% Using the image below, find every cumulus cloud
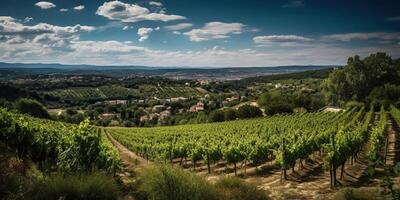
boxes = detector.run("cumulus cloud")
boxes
[149,1,163,7]
[2,37,400,67]
[321,32,400,42]
[73,5,85,11]
[281,0,304,8]
[0,16,94,35]
[60,8,68,12]
[253,35,313,47]
[0,16,95,52]
[184,22,245,42]
[137,27,154,42]
[35,1,56,9]
[96,1,185,22]
[164,23,193,31]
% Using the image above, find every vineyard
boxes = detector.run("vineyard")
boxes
[106,106,400,198]
[0,108,120,173]
[139,85,206,98]
[44,85,207,101]
[44,85,140,100]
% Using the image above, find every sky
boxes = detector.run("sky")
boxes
[0,0,399,67]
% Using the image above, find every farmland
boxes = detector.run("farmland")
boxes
[105,106,400,199]
[44,85,206,101]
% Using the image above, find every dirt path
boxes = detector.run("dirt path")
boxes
[105,130,151,170]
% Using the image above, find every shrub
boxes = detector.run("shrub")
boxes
[30,172,120,200]
[224,109,237,121]
[264,102,294,116]
[214,177,270,200]
[138,164,218,200]
[209,110,225,122]
[14,98,50,119]
[237,105,263,119]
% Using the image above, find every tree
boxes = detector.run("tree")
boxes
[14,98,50,119]
[224,109,237,121]
[322,52,400,105]
[209,110,225,122]
[237,105,262,119]
[265,102,293,116]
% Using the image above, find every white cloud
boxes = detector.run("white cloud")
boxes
[172,31,181,35]
[70,40,145,53]
[137,27,153,42]
[122,25,133,30]
[184,22,245,42]
[35,1,56,9]
[149,1,163,7]
[281,1,304,8]
[96,1,185,23]
[24,17,33,23]
[0,16,94,35]
[2,37,399,67]
[321,32,400,42]
[1,17,399,67]
[0,16,94,52]
[60,8,69,12]
[253,35,313,47]
[73,5,85,11]
[164,23,193,31]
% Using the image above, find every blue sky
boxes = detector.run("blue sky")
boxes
[0,0,399,67]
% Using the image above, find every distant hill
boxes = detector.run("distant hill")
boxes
[0,62,337,80]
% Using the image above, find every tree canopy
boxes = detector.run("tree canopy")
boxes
[322,52,400,105]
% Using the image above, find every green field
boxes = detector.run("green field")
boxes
[106,107,378,180]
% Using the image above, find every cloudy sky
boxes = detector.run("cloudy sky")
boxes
[0,0,399,67]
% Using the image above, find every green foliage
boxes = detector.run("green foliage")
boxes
[108,108,359,179]
[0,109,120,173]
[30,172,120,200]
[264,102,294,116]
[14,98,50,119]
[367,106,387,166]
[259,91,324,114]
[209,110,225,122]
[236,105,262,119]
[214,177,270,200]
[138,164,218,200]
[224,109,237,121]
[322,52,400,105]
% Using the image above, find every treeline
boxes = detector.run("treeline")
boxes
[322,52,400,108]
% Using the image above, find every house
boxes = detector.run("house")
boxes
[198,80,209,85]
[226,95,240,102]
[159,110,171,120]
[170,96,188,102]
[152,105,166,112]
[189,102,205,112]
[99,113,121,119]
[140,115,149,122]
[105,100,128,105]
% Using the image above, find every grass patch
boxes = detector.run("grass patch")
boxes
[137,164,218,200]
[136,164,270,200]
[215,176,270,200]
[30,172,120,200]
